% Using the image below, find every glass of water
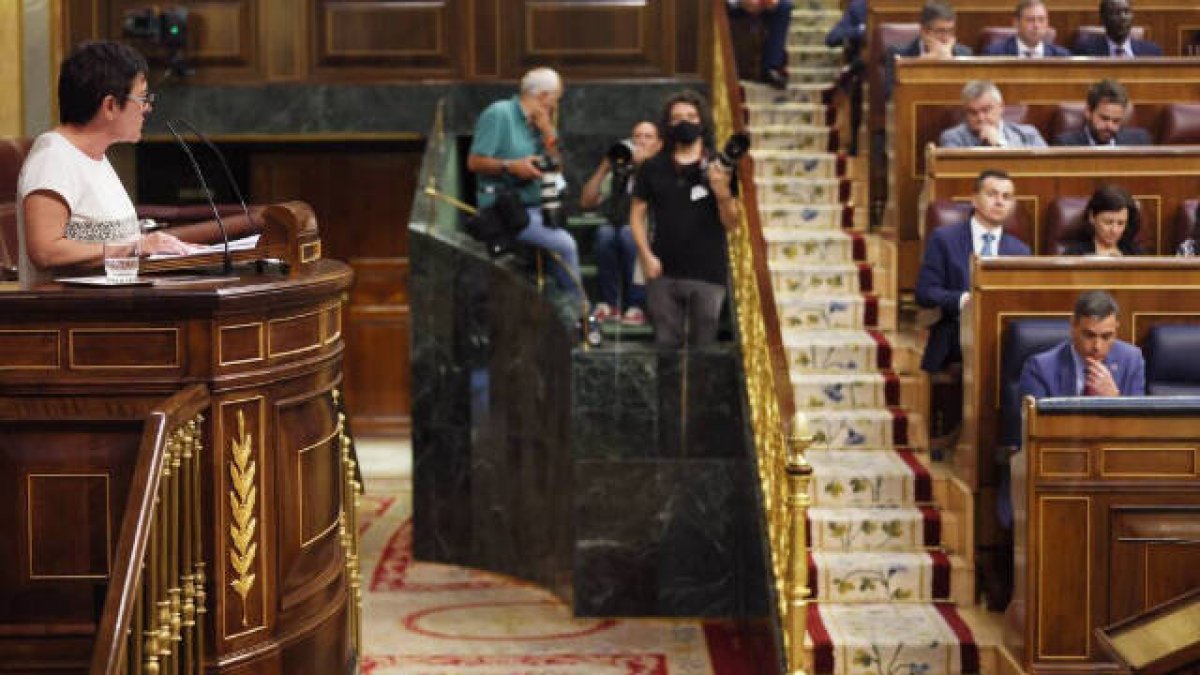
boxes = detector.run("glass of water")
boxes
[103,234,141,283]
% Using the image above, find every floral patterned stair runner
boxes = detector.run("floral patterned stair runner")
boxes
[737,7,979,673]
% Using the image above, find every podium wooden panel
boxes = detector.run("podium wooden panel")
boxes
[0,255,355,673]
[890,58,1200,288]
[1008,398,1200,674]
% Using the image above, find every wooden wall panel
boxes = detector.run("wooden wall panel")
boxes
[107,0,261,80]
[188,1,253,65]
[249,143,421,435]
[313,0,466,79]
[65,0,707,83]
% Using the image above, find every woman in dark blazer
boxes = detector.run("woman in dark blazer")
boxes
[1063,185,1143,256]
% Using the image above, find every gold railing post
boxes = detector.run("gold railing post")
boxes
[785,414,814,675]
[191,415,207,672]
[333,394,364,661]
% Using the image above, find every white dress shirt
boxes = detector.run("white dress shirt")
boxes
[1018,41,1045,58]
[1106,37,1135,57]
[970,216,1005,255]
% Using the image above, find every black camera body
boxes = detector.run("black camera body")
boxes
[536,156,567,229]
[716,132,751,171]
[122,7,191,76]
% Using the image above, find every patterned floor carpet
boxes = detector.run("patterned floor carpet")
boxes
[358,491,775,675]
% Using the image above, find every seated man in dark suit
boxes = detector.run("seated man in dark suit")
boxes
[938,80,1048,147]
[1072,0,1163,57]
[917,169,1032,372]
[1019,289,1146,397]
[884,1,972,100]
[1053,79,1153,146]
[981,0,1071,57]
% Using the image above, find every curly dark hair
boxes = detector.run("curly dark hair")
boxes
[58,41,148,126]
[658,90,716,153]
[1082,184,1141,254]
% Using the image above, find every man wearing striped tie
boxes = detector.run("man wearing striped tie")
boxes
[916,169,1032,373]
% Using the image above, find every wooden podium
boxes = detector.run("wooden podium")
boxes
[0,203,359,673]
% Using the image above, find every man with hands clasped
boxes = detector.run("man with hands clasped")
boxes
[630,91,740,348]
[1019,290,1145,398]
[938,80,1047,148]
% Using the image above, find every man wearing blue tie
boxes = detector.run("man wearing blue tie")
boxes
[916,169,1032,372]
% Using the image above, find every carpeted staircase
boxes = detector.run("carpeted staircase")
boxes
[740,5,981,673]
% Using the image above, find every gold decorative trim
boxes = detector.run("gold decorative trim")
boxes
[68,327,180,370]
[0,329,61,370]
[227,410,258,627]
[323,304,343,345]
[300,241,321,264]
[27,473,111,579]
[217,322,265,366]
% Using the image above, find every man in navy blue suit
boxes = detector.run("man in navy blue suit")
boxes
[1019,290,1146,398]
[883,2,972,101]
[916,169,1032,372]
[1072,0,1163,56]
[981,0,1071,57]
[1053,78,1154,146]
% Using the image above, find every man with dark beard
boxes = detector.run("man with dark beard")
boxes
[630,91,741,348]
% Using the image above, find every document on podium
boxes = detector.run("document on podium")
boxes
[147,234,261,260]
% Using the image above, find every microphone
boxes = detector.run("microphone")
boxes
[173,118,254,248]
[164,119,233,274]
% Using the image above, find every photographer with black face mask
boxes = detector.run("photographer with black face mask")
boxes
[630,90,741,348]
[580,120,661,326]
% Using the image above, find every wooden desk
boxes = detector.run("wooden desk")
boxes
[923,146,1200,254]
[0,254,356,671]
[1008,397,1200,674]
[961,257,1200,491]
[891,58,1200,288]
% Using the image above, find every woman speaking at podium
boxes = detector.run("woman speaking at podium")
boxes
[16,41,194,288]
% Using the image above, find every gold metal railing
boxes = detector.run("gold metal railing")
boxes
[333,389,365,663]
[91,385,210,675]
[710,3,814,673]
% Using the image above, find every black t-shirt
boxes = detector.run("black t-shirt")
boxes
[633,152,737,286]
